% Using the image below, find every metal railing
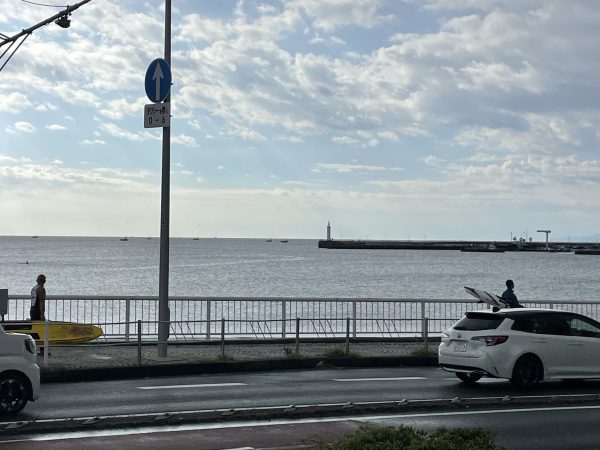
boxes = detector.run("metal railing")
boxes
[5,295,600,341]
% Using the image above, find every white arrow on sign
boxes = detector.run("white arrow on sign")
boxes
[153,63,164,102]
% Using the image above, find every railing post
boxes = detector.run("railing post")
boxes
[423,317,429,353]
[352,301,357,338]
[125,298,131,342]
[206,300,211,340]
[345,317,350,356]
[281,300,286,338]
[43,319,49,368]
[137,319,142,365]
[295,317,300,355]
[220,318,225,357]
[420,301,426,340]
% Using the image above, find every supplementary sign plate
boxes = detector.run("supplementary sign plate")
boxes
[144,103,170,128]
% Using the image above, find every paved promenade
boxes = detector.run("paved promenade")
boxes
[39,340,438,381]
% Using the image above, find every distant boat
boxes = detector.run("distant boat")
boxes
[120,236,128,241]
[280,239,288,243]
[266,239,272,242]
[146,237,152,240]
[31,235,38,239]
[193,237,200,240]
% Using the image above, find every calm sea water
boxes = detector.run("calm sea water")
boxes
[1,236,600,301]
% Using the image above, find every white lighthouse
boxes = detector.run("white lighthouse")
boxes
[326,221,332,241]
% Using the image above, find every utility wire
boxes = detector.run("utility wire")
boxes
[20,0,67,7]
[0,33,30,72]
[0,0,92,72]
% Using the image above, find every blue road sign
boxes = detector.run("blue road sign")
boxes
[145,58,172,103]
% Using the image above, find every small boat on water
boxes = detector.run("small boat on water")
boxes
[280,239,288,243]
[120,236,128,241]
[1,321,103,345]
[266,239,272,242]
[193,237,200,240]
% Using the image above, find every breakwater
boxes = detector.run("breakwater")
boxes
[318,239,600,252]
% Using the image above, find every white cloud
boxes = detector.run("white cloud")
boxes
[13,121,36,133]
[0,92,32,112]
[98,123,158,142]
[313,163,403,173]
[46,124,67,131]
[172,134,198,147]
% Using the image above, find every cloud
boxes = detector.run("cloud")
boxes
[0,92,32,112]
[97,123,158,142]
[172,134,198,147]
[11,121,36,133]
[46,124,67,131]
[313,163,403,173]
[292,0,391,31]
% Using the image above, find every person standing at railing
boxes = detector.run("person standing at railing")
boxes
[501,279,522,308]
[30,274,47,321]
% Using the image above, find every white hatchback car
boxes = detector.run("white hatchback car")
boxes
[0,324,40,414]
[438,308,600,386]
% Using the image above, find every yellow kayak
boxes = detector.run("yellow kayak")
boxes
[1,320,103,345]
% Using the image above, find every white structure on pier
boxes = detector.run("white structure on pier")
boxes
[537,229,551,250]
[326,221,332,241]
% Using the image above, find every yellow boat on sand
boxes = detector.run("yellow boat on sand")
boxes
[0,320,103,345]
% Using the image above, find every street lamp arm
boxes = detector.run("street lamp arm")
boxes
[0,0,93,48]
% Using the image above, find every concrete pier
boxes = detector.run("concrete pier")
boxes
[318,239,600,252]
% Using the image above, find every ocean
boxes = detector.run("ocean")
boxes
[1,236,600,301]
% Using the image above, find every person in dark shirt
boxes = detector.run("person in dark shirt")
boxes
[501,279,522,308]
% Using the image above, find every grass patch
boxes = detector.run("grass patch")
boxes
[316,425,506,450]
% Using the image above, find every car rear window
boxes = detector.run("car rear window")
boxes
[453,313,505,331]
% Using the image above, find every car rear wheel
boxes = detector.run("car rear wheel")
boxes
[0,374,29,414]
[511,355,543,387]
[456,372,482,384]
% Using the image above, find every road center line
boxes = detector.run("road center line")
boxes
[137,383,247,390]
[333,377,427,382]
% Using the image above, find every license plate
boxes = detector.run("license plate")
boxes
[453,341,467,352]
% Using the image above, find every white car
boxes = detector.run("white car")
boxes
[0,324,40,414]
[438,308,600,386]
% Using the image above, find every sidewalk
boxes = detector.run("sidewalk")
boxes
[39,340,439,382]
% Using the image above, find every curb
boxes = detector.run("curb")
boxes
[3,393,600,436]
[40,356,438,383]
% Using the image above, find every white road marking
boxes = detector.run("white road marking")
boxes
[333,377,427,382]
[441,377,506,383]
[137,383,247,390]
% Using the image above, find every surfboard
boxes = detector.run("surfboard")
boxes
[464,286,509,309]
[0,321,103,345]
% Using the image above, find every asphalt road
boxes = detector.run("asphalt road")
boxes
[13,366,600,420]
[4,366,600,448]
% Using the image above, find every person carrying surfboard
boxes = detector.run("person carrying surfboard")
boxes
[30,274,46,321]
[501,279,522,308]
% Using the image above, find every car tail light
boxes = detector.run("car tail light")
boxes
[472,335,508,346]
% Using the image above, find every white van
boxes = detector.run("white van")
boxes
[0,324,40,414]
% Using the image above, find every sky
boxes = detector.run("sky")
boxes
[1,0,600,240]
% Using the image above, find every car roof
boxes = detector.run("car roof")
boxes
[465,308,580,319]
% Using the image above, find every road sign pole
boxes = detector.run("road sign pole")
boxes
[157,0,171,357]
